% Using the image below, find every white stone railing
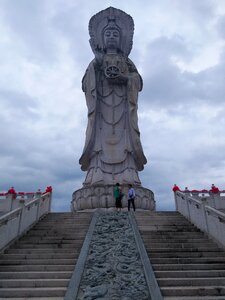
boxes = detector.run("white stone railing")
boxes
[0,192,52,251]
[0,191,42,214]
[179,190,225,210]
[175,191,225,247]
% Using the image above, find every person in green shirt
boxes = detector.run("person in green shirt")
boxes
[114,183,123,212]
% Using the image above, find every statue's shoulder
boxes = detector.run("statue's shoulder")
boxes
[85,59,96,72]
[83,60,95,77]
[82,60,96,91]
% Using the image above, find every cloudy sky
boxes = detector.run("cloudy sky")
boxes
[0,0,225,212]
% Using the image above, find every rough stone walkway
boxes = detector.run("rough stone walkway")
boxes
[77,211,151,300]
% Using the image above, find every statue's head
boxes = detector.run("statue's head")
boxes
[89,7,134,57]
[103,18,121,51]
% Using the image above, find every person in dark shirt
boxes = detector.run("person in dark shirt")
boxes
[128,184,136,211]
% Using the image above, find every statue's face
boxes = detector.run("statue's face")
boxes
[103,28,120,49]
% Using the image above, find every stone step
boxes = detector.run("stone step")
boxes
[25,230,88,236]
[149,251,225,258]
[0,253,77,259]
[0,264,74,272]
[27,229,87,236]
[19,237,84,242]
[141,232,205,237]
[0,258,76,265]
[0,279,69,288]
[24,232,87,238]
[135,211,180,216]
[136,216,193,220]
[0,271,72,279]
[35,219,91,223]
[136,211,225,298]
[145,242,215,248]
[147,247,221,253]
[45,212,91,217]
[135,214,185,218]
[137,221,192,226]
[0,287,66,297]
[153,263,225,271]
[31,225,87,229]
[0,298,63,300]
[151,257,225,264]
[31,225,90,229]
[158,277,225,287]
[38,216,91,219]
[11,243,82,249]
[155,270,225,278]
[143,237,210,242]
[17,239,83,244]
[161,286,225,297]
[139,226,200,232]
[148,247,219,253]
[0,211,92,298]
[164,297,225,300]
[137,219,195,223]
[5,248,78,254]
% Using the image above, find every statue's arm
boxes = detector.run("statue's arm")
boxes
[111,58,142,88]
[127,59,143,91]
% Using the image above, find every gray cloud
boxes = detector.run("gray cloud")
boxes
[141,34,225,110]
[217,15,225,39]
[0,0,58,63]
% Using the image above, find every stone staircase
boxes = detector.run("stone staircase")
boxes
[0,212,92,299]
[135,211,225,300]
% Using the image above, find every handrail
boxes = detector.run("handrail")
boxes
[187,196,201,205]
[0,208,22,226]
[205,205,225,220]
[24,197,40,209]
[0,192,52,251]
[175,191,225,248]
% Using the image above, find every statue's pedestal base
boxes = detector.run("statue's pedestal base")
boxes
[71,185,155,211]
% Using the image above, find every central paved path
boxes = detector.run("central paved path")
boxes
[76,211,151,300]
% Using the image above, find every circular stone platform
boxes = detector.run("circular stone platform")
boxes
[71,185,155,211]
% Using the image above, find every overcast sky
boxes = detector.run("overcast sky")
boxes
[0,0,225,212]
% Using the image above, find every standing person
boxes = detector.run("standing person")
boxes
[128,184,136,211]
[7,186,17,199]
[210,184,220,194]
[172,184,180,192]
[114,183,122,212]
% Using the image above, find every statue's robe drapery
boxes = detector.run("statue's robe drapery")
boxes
[79,56,147,186]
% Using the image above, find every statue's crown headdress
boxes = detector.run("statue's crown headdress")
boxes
[89,7,134,56]
[103,16,120,33]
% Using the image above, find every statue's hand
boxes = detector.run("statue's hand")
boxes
[117,74,128,84]
[94,46,104,65]
[109,74,128,85]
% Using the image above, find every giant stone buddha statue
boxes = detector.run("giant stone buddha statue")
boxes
[79,7,147,186]
[72,7,155,211]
